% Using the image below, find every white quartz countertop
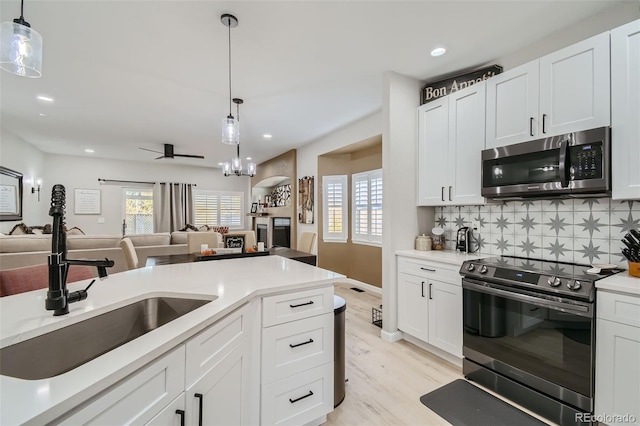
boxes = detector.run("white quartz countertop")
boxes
[0,256,344,426]
[596,271,640,296]
[395,249,491,266]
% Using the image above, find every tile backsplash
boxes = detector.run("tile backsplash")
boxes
[434,199,639,267]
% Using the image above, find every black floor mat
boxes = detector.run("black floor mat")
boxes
[420,379,549,426]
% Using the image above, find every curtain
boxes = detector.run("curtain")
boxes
[153,183,194,233]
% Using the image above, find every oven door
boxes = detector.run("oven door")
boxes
[462,278,594,411]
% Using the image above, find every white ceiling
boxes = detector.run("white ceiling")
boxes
[0,0,632,169]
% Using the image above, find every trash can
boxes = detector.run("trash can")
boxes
[334,295,346,407]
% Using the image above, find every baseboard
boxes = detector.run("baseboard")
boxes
[343,278,382,295]
[401,333,462,368]
[380,329,403,342]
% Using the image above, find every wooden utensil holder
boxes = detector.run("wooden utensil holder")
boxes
[629,262,640,278]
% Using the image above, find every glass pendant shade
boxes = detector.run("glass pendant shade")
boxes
[222,162,231,176]
[231,157,242,172]
[247,162,256,177]
[0,21,42,78]
[221,115,239,145]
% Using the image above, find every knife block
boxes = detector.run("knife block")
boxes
[629,262,640,278]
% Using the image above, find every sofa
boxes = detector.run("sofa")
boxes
[0,230,257,274]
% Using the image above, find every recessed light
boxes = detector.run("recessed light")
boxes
[85,149,94,153]
[38,113,47,117]
[217,162,224,166]
[245,157,252,160]
[37,95,54,102]
[263,134,272,139]
[430,47,447,57]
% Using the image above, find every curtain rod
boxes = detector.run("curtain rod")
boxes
[98,178,196,186]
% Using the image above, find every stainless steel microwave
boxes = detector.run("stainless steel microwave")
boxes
[481,127,611,199]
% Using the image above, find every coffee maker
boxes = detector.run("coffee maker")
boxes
[456,227,471,252]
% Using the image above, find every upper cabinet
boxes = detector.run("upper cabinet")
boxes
[417,82,486,206]
[486,32,610,149]
[611,19,640,200]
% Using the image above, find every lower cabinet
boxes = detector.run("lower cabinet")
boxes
[397,255,463,358]
[186,338,254,426]
[595,290,640,426]
[54,286,335,426]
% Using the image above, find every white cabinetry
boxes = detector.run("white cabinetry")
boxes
[58,303,259,426]
[611,19,640,200]
[417,82,486,206]
[595,290,640,426]
[261,286,334,425]
[486,32,610,149]
[60,346,186,425]
[397,255,462,357]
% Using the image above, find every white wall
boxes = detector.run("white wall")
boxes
[381,71,435,339]
[0,129,47,233]
[296,111,382,241]
[45,154,249,234]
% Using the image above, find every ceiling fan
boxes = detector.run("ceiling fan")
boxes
[140,143,205,160]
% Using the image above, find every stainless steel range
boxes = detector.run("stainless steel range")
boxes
[459,256,622,426]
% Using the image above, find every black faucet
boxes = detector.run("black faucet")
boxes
[46,184,114,316]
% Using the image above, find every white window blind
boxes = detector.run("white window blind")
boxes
[352,169,383,245]
[193,190,244,229]
[322,175,348,242]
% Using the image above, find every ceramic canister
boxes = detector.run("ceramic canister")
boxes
[415,234,432,251]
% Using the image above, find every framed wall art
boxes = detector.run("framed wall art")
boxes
[298,176,314,224]
[74,188,101,214]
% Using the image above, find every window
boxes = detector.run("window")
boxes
[352,169,382,245]
[322,175,348,242]
[123,188,154,235]
[193,190,244,229]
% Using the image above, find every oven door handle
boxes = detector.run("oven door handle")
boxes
[463,279,592,317]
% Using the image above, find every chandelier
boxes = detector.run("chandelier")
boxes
[222,98,257,177]
[0,0,43,78]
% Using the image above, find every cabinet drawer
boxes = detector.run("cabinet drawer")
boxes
[185,302,253,386]
[397,256,460,283]
[597,291,640,327]
[263,286,333,327]
[60,345,185,426]
[261,362,334,426]
[262,313,333,383]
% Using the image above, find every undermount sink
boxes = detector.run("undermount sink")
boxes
[0,296,215,380]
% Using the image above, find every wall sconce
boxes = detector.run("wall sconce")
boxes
[30,177,41,201]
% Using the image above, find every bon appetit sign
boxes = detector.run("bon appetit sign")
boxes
[421,65,503,104]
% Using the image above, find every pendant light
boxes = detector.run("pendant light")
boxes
[221,14,239,145]
[0,0,42,78]
[222,98,257,177]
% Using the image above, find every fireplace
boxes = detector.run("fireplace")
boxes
[257,224,268,246]
[272,217,291,248]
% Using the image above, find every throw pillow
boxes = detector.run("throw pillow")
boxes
[43,224,52,234]
[8,223,29,235]
[198,225,210,232]
[28,226,45,235]
[67,226,85,235]
[179,224,199,232]
[211,226,229,235]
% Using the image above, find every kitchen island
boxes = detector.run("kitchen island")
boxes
[0,256,344,425]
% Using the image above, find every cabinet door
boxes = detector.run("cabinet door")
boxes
[611,19,640,200]
[186,338,256,426]
[539,32,610,136]
[417,97,449,206]
[60,346,185,426]
[595,319,640,426]
[146,394,185,426]
[448,82,486,205]
[486,60,540,148]
[428,280,462,357]
[397,272,429,341]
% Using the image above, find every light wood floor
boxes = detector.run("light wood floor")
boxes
[326,283,461,426]
[326,283,554,426]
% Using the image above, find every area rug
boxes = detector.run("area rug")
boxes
[419,379,549,426]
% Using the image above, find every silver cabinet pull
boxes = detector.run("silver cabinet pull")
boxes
[448,186,453,201]
[421,281,425,298]
[542,114,547,133]
[530,117,534,136]
[441,186,445,202]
